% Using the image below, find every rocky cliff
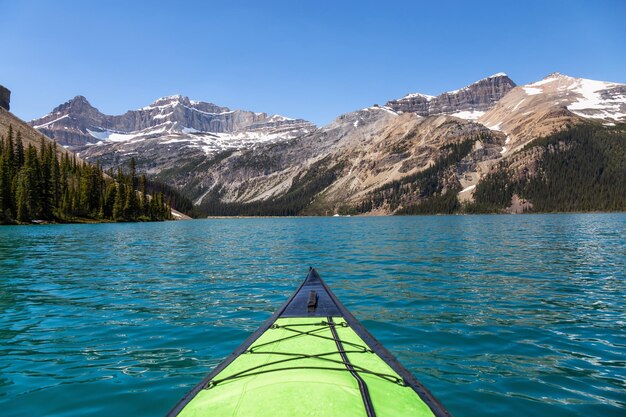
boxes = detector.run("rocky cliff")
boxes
[0,85,10,111]
[386,73,516,119]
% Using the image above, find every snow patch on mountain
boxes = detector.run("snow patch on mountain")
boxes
[85,122,304,155]
[522,86,542,95]
[449,110,485,121]
[500,136,511,155]
[268,114,294,122]
[567,78,626,121]
[32,114,69,129]
[492,73,626,128]
[361,106,398,116]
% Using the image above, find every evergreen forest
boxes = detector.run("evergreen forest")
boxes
[0,126,175,224]
[469,124,626,213]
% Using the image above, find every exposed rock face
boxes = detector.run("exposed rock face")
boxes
[30,95,316,147]
[386,74,516,119]
[0,85,10,111]
[172,106,505,214]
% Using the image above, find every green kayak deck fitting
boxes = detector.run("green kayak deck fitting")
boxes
[167,268,451,417]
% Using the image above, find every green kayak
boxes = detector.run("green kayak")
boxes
[167,268,451,417]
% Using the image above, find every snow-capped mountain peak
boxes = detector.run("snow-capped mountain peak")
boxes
[517,73,626,122]
[400,92,435,101]
[142,94,188,109]
[140,95,230,115]
[477,72,626,156]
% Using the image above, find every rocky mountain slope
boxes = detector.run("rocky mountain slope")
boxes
[177,105,505,213]
[1,107,71,159]
[186,72,624,215]
[32,72,626,215]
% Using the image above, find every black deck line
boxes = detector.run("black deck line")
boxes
[328,316,377,417]
[315,271,452,417]
[166,268,452,417]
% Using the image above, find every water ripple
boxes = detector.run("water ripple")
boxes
[0,214,625,416]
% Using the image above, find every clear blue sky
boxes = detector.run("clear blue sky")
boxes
[2,0,625,126]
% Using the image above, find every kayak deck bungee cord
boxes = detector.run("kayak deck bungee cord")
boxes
[167,268,451,417]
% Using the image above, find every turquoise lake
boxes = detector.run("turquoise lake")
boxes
[1,214,625,416]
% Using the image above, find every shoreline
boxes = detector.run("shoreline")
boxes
[203,210,625,219]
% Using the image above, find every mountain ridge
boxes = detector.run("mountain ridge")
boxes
[30,71,626,216]
[30,94,316,148]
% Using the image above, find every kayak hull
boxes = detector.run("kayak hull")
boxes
[167,268,451,417]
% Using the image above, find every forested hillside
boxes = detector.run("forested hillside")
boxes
[469,123,626,213]
[0,125,173,224]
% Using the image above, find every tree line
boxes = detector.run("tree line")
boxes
[0,125,172,224]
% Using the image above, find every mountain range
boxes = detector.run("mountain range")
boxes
[29,72,626,215]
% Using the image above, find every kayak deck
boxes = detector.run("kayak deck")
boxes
[168,269,450,417]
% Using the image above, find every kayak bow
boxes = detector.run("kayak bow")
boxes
[167,268,451,417]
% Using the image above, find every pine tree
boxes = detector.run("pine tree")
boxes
[40,140,54,219]
[140,175,148,216]
[113,183,125,221]
[103,182,117,219]
[123,179,139,220]
[51,146,61,212]
[15,131,24,168]
[0,138,7,222]
[24,144,41,219]
[60,188,71,219]
[16,170,31,222]
[128,157,137,187]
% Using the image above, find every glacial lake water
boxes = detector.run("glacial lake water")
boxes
[0,214,625,417]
